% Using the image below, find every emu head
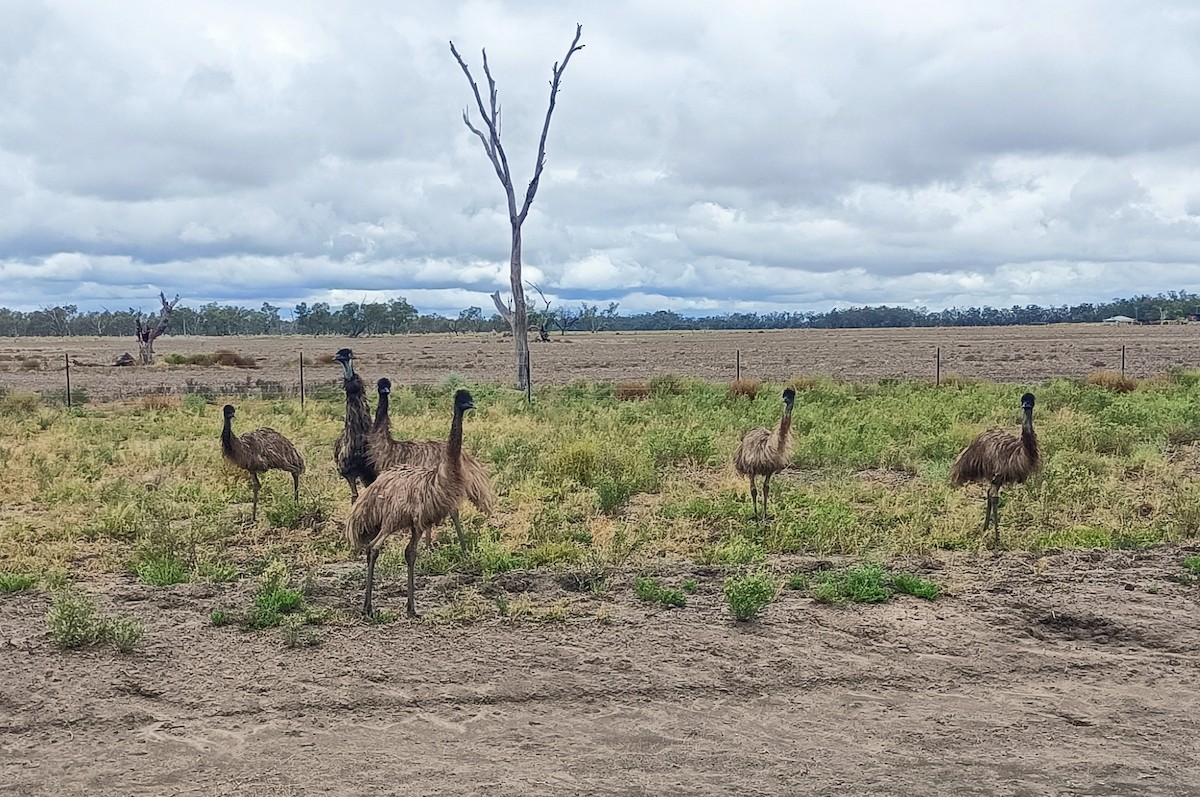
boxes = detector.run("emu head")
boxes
[222,404,236,419]
[1020,392,1035,411]
[454,389,475,413]
[782,387,796,407]
[377,377,392,395]
[333,348,354,379]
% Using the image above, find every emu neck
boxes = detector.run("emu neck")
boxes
[373,390,391,435]
[440,407,466,481]
[221,416,238,459]
[343,375,371,432]
[774,406,793,452]
[1021,409,1038,457]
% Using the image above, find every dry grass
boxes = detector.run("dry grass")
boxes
[314,353,336,365]
[164,350,257,368]
[615,381,649,400]
[729,378,761,399]
[138,394,181,411]
[20,358,41,371]
[1086,369,1138,393]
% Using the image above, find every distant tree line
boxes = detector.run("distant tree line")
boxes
[2,290,1198,338]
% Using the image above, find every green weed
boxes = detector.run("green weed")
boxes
[134,554,189,587]
[723,572,776,621]
[0,572,38,593]
[633,576,687,608]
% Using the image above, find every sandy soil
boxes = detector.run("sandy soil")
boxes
[3,546,1199,796]
[4,324,1200,401]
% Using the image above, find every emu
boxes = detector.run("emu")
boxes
[220,404,305,523]
[332,348,377,502]
[732,387,796,522]
[950,392,1041,547]
[346,389,475,618]
[368,378,495,553]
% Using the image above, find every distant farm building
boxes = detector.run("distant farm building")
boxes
[1103,315,1136,325]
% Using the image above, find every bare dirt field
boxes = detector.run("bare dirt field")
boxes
[4,324,1200,401]
[3,547,1200,796]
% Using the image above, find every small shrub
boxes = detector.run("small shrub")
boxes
[182,392,209,414]
[681,578,698,594]
[281,615,322,647]
[197,560,239,583]
[729,378,762,399]
[648,373,685,396]
[244,562,304,628]
[785,573,808,590]
[1085,370,1137,393]
[134,555,189,587]
[138,394,179,410]
[0,572,38,593]
[210,608,231,627]
[105,617,144,653]
[614,381,649,401]
[723,572,776,622]
[810,564,892,605]
[45,589,104,648]
[0,391,39,415]
[1184,555,1200,576]
[20,357,41,370]
[890,572,941,600]
[633,576,686,608]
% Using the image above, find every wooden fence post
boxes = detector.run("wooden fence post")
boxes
[736,349,741,381]
[1121,344,1126,377]
[64,353,72,408]
[936,346,941,386]
[299,351,305,408]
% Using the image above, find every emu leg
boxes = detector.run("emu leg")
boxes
[292,472,300,503]
[762,473,773,523]
[990,490,1003,549]
[451,510,469,555]
[749,476,759,520]
[363,547,379,618]
[405,531,421,619]
[250,472,261,523]
[346,477,359,504]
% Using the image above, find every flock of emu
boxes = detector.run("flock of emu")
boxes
[220,348,1040,618]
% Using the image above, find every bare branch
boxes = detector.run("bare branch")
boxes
[519,23,585,223]
[450,40,517,215]
[490,291,513,325]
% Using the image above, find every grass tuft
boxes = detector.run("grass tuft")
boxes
[633,576,687,608]
[722,572,776,621]
[1086,370,1137,393]
[0,572,38,593]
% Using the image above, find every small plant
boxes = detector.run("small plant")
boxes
[729,378,762,399]
[634,576,687,608]
[0,572,38,593]
[46,588,104,648]
[1086,369,1137,393]
[681,578,698,594]
[1183,555,1200,576]
[595,605,614,624]
[614,381,649,401]
[210,608,231,627]
[105,616,144,653]
[890,572,941,600]
[281,615,322,647]
[244,561,304,628]
[785,573,808,590]
[805,565,942,604]
[723,572,776,621]
[134,555,189,587]
[197,560,239,583]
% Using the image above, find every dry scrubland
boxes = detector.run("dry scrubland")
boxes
[2,327,1200,795]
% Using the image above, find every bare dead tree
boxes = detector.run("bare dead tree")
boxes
[451,24,584,389]
[133,292,181,364]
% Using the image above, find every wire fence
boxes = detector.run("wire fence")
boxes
[11,341,1154,409]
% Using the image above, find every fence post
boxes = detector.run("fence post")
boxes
[299,350,305,408]
[936,346,941,386]
[736,349,741,381]
[525,348,532,404]
[64,353,72,409]
[1121,344,1126,377]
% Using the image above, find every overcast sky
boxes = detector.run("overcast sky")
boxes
[3,1,1200,317]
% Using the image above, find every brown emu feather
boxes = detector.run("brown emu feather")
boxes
[332,349,377,502]
[220,404,305,523]
[367,378,495,552]
[732,388,795,522]
[950,392,1040,547]
[346,389,474,618]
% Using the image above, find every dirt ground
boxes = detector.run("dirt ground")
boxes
[2,547,1199,796]
[4,324,1200,401]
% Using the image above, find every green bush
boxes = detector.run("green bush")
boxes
[134,555,189,587]
[723,573,776,621]
[0,572,38,593]
[105,616,144,653]
[633,576,687,608]
[46,589,105,648]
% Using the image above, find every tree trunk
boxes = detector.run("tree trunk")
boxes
[509,226,530,390]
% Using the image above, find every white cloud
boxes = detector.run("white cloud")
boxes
[4,0,1200,316]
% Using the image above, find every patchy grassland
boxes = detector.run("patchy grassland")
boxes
[3,372,1200,597]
